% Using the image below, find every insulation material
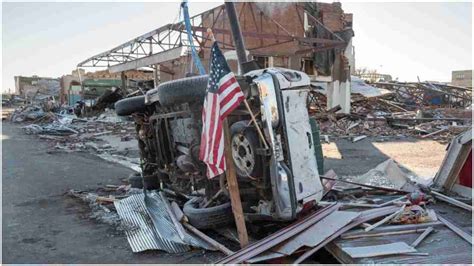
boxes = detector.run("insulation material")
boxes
[343,159,417,192]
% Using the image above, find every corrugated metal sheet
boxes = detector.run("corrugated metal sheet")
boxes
[115,192,214,253]
[115,193,189,253]
[144,191,214,251]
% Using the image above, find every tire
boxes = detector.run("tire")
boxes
[128,172,143,189]
[183,197,233,229]
[115,95,146,116]
[143,174,160,190]
[157,75,208,107]
[230,121,263,178]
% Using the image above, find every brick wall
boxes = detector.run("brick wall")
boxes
[157,2,352,82]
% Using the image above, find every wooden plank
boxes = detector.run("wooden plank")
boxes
[183,222,234,255]
[411,227,434,248]
[342,221,443,238]
[432,191,473,212]
[421,128,447,139]
[342,228,427,240]
[379,195,408,207]
[342,242,417,258]
[438,215,472,245]
[365,205,405,232]
[223,119,249,248]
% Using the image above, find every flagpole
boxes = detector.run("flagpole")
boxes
[207,29,270,151]
[207,28,249,248]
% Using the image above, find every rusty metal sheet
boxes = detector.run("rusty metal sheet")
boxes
[272,210,360,255]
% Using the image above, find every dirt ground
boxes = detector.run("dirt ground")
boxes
[323,137,447,181]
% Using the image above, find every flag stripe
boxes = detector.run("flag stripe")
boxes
[199,42,245,179]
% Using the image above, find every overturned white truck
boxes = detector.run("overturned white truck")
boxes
[114,2,323,229]
[115,67,324,228]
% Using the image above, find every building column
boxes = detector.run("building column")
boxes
[121,72,127,91]
[327,52,351,114]
[154,64,161,88]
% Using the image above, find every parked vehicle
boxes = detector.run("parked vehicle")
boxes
[115,67,324,228]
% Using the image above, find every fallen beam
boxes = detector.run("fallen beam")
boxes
[410,227,434,248]
[432,191,473,212]
[341,228,427,240]
[438,215,472,245]
[182,222,234,255]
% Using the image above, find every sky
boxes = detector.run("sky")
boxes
[1,1,472,93]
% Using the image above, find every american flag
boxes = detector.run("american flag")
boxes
[199,42,245,178]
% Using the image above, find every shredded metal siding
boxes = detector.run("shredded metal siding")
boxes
[144,191,214,250]
[115,192,214,253]
[115,193,189,253]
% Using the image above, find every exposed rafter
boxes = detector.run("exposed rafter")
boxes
[78,3,349,70]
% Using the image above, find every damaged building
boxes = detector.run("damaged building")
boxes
[78,2,355,113]
[14,75,61,102]
[59,69,155,106]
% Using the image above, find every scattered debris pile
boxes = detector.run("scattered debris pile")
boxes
[216,159,472,264]
[10,103,140,171]
[308,81,472,143]
[65,154,471,264]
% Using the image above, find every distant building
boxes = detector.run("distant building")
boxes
[60,69,154,105]
[451,70,472,88]
[14,75,60,101]
[359,73,392,83]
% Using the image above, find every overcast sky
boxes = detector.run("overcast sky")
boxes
[2,1,472,92]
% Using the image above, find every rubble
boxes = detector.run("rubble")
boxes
[10,103,140,171]
[309,80,472,144]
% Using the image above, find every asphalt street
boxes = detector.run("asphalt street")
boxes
[1,122,216,263]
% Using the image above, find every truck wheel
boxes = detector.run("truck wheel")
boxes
[157,75,208,107]
[115,95,146,116]
[128,172,143,189]
[143,174,160,190]
[183,197,233,229]
[230,121,263,178]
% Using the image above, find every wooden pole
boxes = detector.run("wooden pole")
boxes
[207,27,248,247]
[242,99,269,150]
[183,222,234,255]
[223,119,249,248]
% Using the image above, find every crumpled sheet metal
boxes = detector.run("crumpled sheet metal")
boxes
[114,192,214,253]
[342,159,417,192]
[144,191,214,251]
[114,193,188,253]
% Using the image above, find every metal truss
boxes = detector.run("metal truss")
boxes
[78,2,348,69]
[374,81,472,108]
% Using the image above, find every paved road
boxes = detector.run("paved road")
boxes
[2,122,215,263]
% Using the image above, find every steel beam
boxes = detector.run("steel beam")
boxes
[108,47,184,73]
